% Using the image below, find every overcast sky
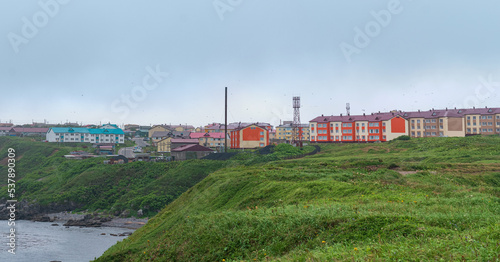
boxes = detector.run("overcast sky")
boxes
[1,0,500,127]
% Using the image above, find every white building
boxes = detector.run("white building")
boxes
[46,127,125,144]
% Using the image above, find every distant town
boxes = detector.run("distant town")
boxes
[1,105,498,161]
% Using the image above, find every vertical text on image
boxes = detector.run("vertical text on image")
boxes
[6,148,17,255]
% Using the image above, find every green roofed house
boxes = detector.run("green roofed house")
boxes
[46,127,125,144]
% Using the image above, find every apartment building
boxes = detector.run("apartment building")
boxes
[310,107,500,142]
[230,124,270,149]
[46,127,125,143]
[309,112,408,143]
[276,122,310,141]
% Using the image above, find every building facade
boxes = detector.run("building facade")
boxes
[46,127,125,143]
[309,112,408,143]
[310,107,500,142]
[230,124,270,149]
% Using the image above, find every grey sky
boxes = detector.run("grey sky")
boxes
[1,0,500,127]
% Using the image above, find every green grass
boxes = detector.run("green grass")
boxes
[96,136,500,261]
[0,137,310,217]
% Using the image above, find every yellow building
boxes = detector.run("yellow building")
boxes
[276,123,310,141]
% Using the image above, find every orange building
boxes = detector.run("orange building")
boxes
[230,124,270,149]
[309,112,408,143]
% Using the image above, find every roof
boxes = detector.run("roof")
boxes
[205,122,272,131]
[171,138,199,144]
[152,131,190,138]
[232,123,270,131]
[0,127,12,131]
[171,144,213,152]
[276,123,309,128]
[190,132,226,139]
[11,127,50,133]
[49,127,124,135]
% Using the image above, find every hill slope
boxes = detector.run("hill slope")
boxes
[97,136,500,261]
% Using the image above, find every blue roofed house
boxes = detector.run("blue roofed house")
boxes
[46,127,125,144]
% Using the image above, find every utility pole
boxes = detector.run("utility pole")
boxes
[225,87,228,153]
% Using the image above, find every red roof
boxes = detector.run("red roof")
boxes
[0,127,12,131]
[171,144,213,152]
[11,127,49,133]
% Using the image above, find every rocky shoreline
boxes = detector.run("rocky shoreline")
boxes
[0,199,148,229]
[34,211,148,229]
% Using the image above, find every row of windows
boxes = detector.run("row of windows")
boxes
[467,115,495,120]
[311,135,387,141]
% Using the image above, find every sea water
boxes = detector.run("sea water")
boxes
[0,220,131,262]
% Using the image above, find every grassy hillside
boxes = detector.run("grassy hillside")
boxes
[97,136,500,261]
[0,137,226,217]
[0,137,312,217]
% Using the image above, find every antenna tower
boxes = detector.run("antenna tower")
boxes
[292,96,301,144]
[346,103,351,115]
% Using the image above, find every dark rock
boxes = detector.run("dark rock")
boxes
[110,233,118,236]
[51,224,59,226]
[122,232,133,236]
[101,233,106,235]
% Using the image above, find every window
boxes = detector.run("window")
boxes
[411,132,415,136]
[361,123,365,127]
[260,143,264,147]
[369,129,379,133]
[342,136,353,140]
[473,128,477,133]
[411,120,415,123]
[369,136,379,140]
[382,122,386,126]
[497,122,500,126]
[383,136,386,140]
[382,129,386,133]
[260,138,264,141]
[488,116,493,119]
[439,125,443,129]
[260,131,263,135]
[330,136,333,140]
[467,116,470,120]
[431,119,436,123]
[488,122,493,126]
[336,123,339,127]
[330,123,333,127]
[417,120,421,123]
[425,119,431,123]
[417,131,421,136]
[336,136,339,140]
[431,132,436,136]
[356,123,359,127]
[343,129,352,133]
[482,129,488,132]
[362,136,365,140]
[311,136,315,140]
[467,128,471,132]
[473,116,476,120]
[411,125,415,130]
[440,119,443,123]
[488,129,493,132]
[311,124,315,127]
[369,123,379,127]
[439,132,443,136]
[342,123,352,127]
[481,116,487,119]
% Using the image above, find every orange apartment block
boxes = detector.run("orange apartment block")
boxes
[230,124,270,149]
